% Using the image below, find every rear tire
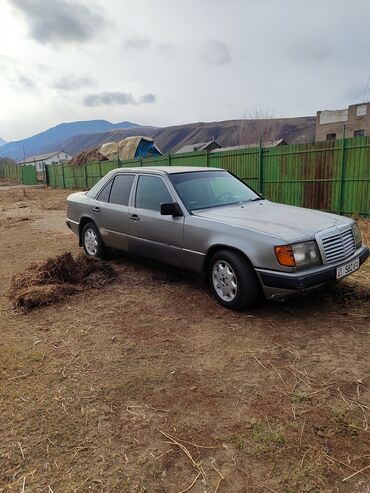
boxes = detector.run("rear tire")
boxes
[82,222,105,259]
[208,249,260,310]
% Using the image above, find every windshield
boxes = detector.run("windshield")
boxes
[169,170,261,211]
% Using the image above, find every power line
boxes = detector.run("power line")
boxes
[361,74,370,103]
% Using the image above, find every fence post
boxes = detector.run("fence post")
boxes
[98,160,102,179]
[140,157,143,167]
[206,151,209,167]
[44,164,48,185]
[72,164,76,188]
[61,163,65,188]
[83,164,87,188]
[258,139,264,195]
[168,153,171,166]
[338,125,346,214]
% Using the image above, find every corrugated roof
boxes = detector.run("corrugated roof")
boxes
[17,150,71,164]
[175,140,219,154]
[211,139,287,153]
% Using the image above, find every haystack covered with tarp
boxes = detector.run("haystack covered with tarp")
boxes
[69,147,107,166]
[69,136,162,166]
[99,136,162,161]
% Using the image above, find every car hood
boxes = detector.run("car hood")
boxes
[192,200,353,242]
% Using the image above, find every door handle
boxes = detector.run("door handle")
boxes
[129,214,140,221]
[92,207,101,212]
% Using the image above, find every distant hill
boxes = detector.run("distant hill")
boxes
[153,117,316,153]
[0,116,316,161]
[57,116,316,156]
[0,120,142,161]
[0,137,7,147]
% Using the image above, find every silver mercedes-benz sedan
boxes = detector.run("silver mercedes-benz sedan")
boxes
[66,166,369,310]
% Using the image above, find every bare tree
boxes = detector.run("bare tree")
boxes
[0,157,17,167]
[235,107,283,146]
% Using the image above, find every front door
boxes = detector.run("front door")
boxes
[128,174,184,267]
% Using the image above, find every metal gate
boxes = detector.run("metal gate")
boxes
[21,165,37,185]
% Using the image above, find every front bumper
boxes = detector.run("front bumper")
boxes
[256,245,369,300]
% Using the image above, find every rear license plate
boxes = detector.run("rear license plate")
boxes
[336,258,360,279]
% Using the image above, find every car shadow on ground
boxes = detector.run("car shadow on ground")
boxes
[103,248,369,318]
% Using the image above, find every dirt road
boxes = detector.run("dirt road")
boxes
[0,184,369,492]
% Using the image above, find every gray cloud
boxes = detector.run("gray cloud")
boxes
[203,40,232,66]
[286,40,334,63]
[123,37,150,51]
[9,0,103,44]
[157,42,175,55]
[83,91,156,107]
[52,75,96,90]
[17,74,38,90]
[138,93,156,104]
[3,70,38,92]
[84,92,136,107]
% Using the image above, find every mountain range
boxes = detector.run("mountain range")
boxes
[0,120,142,161]
[0,137,7,147]
[0,117,316,161]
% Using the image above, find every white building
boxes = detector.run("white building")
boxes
[17,150,73,172]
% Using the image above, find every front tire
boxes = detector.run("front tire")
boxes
[208,249,260,310]
[82,222,105,258]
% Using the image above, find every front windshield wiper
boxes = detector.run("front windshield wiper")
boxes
[191,197,264,211]
[191,201,242,211]
[237,197,264,205]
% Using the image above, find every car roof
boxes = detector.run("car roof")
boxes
[86,166,228,198]
[112,166,223,175]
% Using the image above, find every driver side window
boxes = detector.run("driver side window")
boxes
[135,175,172,211]
[175,179,213,209]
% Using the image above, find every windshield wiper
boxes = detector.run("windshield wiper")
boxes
[191,201,241,211]
[237,197,264,205]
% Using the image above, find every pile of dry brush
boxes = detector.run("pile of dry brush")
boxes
[9,252,116,311]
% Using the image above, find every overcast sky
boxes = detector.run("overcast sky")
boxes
[1,0,370,141]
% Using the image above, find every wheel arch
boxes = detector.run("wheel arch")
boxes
[203,244,255,275]
[79,216,96,246]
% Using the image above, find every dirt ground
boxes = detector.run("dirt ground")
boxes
[0,181,369,493]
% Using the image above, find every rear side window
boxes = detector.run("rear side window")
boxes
[109,174,135,206]
[135,175,172,211]
[96,181,112,202]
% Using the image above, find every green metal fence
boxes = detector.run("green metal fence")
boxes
[0,163,21,181]
[0,162,38,184]
[42,134,369,217]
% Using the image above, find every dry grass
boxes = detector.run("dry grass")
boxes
[9,252,116,310]
[0,184,73,211]
[359,218,370,245]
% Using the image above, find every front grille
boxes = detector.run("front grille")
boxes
[321,228,356,264]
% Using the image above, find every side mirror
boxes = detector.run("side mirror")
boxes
[160,202,183,216]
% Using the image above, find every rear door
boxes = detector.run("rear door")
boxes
[128,174,184,266]
[91,173,135,251]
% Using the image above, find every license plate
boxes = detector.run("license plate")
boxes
[336,258,360,279]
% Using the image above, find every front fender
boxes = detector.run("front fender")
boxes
[182,216,293,273]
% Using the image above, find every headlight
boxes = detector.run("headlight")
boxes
[352,224,362,248]
[274,241,321,268]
